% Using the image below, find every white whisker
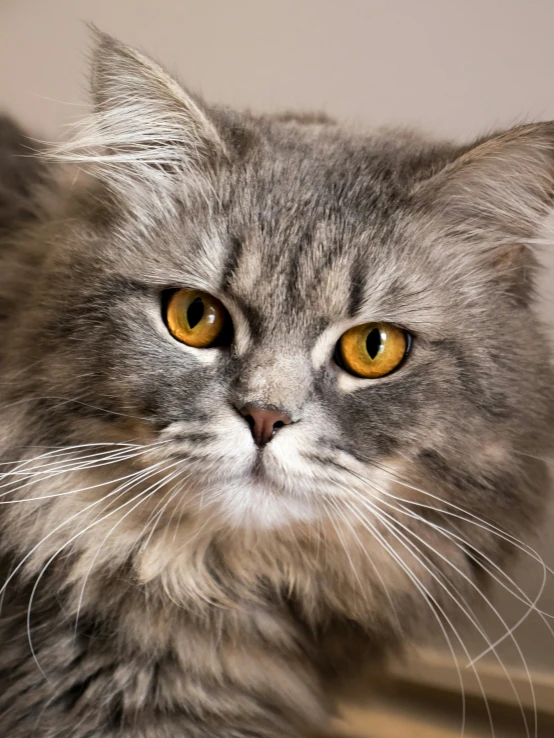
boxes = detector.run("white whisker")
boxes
[343,487,534,738]
[72,464,185,636]
[336,494,472,737]
[0,460,168,602]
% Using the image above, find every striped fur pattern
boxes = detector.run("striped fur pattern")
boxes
[0,29,553,738]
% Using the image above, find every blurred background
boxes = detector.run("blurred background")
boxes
[2,1,554,735]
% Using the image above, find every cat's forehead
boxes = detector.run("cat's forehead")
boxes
[225,125,416,221]
[216,129,423,331]
[219,219,361,334]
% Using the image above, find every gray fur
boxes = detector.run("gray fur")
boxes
[0,30,552,737]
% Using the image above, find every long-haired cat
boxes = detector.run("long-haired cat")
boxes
[0,29,552,738]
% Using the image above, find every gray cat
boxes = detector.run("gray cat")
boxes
[0,29,552,738]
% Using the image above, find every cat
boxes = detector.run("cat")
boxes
[0,27,553,738]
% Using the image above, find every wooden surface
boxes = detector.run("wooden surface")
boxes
[334,678,554,738]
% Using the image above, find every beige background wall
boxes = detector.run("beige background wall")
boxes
[4,0,554,141]
[1,0,553,676]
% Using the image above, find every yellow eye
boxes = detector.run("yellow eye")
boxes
[166,289,228,348]
[338,322,408,378]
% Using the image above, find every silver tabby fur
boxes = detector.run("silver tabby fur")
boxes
[0,30,553,738]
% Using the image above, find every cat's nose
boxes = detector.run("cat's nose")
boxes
[238,404,292,448]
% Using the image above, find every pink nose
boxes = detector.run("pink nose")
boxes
[238,404,292,447]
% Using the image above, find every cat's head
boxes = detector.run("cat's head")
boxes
[1,32,553,614]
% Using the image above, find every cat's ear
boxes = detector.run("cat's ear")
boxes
[415,123,554,300]
[51,27,226,201]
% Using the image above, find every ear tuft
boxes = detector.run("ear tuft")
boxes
[415,123,554,300]
[48,27,226,201]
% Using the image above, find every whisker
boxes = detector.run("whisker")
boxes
[384,497,554,654]
[333,460,554,613]
[391,494,554,632]
[322,496,369,609]
[0,444,169,503]
[139,471,188,543]
[0,394,157,422]
[335,495,472,737]
[0,460,169,602]
[21,466,158,680]
[343,488,534,738]
[0,441,144,468]
[1,442,160,478]
[72,464,186,636]
[323,495,403,635]
[370,461,553,576]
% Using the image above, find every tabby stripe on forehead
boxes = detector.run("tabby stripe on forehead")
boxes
[219,236,265,339]
[220,236,244,291]
[348,255,366,317]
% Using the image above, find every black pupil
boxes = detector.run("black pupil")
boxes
[187,297,205,329]
[365,328,382,359]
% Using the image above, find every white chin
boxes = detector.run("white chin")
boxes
[217,478,317,529]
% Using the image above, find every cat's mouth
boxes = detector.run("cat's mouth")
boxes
[242,444,312,500]
[249,449,272,482]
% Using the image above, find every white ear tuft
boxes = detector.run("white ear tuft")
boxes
[48,27,226,200]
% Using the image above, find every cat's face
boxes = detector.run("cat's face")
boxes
[2,34,553,589]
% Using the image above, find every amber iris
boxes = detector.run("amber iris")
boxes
[166,289,227,348]
[338,322,408,378]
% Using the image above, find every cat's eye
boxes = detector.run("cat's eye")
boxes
[337,322,409,378]
[166,289,229,348]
